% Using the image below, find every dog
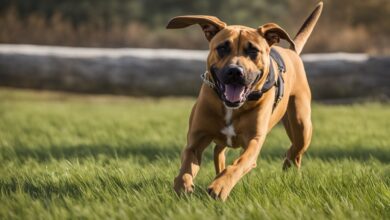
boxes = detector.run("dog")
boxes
[166,2,323,201]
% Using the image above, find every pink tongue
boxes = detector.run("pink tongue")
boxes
[224,85,245,103]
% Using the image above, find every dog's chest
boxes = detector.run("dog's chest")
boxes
[220,108,236,147]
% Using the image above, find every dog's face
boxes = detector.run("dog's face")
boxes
[207,26,269,108]
[167,16,295,108]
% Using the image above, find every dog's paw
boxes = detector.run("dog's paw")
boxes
[282,157,293,170]
[173,174,195,195]
[207,177,234,201]
[282,156,301,170]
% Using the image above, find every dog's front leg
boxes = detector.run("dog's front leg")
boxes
[207,136,265,201]
[173,133,212,194]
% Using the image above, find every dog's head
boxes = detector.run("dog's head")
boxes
[167,16,295,108]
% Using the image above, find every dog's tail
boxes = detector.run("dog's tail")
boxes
[293,2,323,55]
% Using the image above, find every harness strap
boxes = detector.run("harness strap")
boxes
[270,48,286,108]
[246,56,275,101]
[247,48,285,108]
[270,48,286,73]
[274,72,284,109]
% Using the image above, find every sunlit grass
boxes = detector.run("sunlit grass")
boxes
[0,88,389,219]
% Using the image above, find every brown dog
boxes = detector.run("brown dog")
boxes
[166,2,323,201]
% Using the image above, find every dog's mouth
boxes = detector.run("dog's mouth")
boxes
[222,84,249,108]
[210,65,261,108]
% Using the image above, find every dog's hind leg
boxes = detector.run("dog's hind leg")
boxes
[282,113,295,167]
[282,113,294,144]
[282,94,312,170]
[214,144,227,175]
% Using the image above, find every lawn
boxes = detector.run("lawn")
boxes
[0,88,389,220]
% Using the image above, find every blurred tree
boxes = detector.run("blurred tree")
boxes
[0,0,388,53]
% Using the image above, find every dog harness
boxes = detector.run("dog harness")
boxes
[201,48,286,109]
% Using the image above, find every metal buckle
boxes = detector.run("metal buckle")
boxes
[276,96,282,105]
[200,71,215,88]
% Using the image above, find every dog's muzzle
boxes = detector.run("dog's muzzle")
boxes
[209,65,262,108]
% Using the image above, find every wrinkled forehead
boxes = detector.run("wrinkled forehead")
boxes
[210,25,266,49]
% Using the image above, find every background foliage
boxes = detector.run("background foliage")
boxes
[0,0,389,53]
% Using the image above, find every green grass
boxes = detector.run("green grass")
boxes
[0,88,389,220]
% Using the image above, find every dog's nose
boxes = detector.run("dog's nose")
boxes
[226,65,244,81]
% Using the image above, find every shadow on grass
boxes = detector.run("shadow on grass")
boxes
[3,142,389,163]
[1,179,85,200]
[0,173,174,201]
[261,146,390,163]
[5,143,180,163]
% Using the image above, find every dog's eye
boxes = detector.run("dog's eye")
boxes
[245,48,259,60]
[216,41,231,58]
[245,43,259,60]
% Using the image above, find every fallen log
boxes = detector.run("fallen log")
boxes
[0,44,388,100]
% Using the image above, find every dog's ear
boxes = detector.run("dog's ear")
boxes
[166,15,226,41]
[258,23,296,51]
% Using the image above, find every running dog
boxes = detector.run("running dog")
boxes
[166,2,323,201]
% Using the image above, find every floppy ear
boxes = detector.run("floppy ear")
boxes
[166,15,227,41]
[258,23,296,51]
